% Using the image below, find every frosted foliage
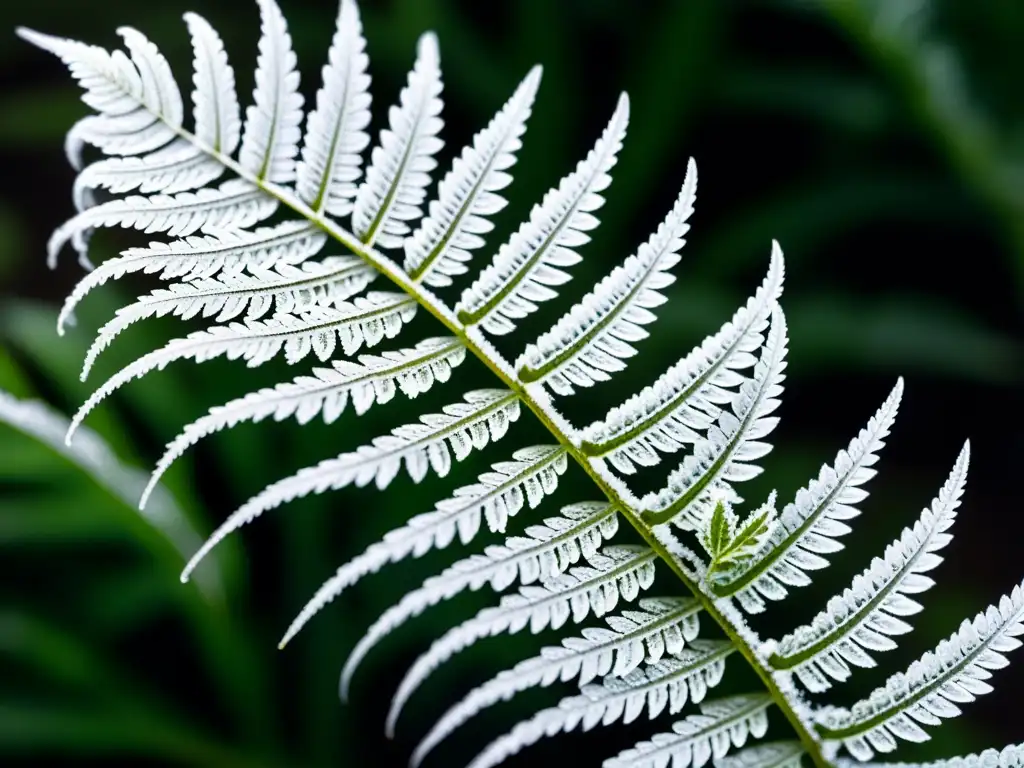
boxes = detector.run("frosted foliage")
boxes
[83,255,376,378]
[837,744,1024,768]
[184,12,240,154]
[284,447,571,654]
[387,545,658,735]
[339,497,613,696]
[770,442,970,693]
[142,338,466,508]
[716,742,806,768]
[352,33,443,248]
[517,158,696,395]
[581,244,783,474]
[464,640,734,768]
[456,94,630,334]
[68,292,418,439]
[239,0,304,183]
[818,581,1024,760]
[295,0,371,215]
[405,66,541,287]
[415,597,703,763]
[721,378,904,612]
[602,695,772,768]
[181,390,521,583]
[641,306,787,530]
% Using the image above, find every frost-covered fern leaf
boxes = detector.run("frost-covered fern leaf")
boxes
[580,244,783,474]
[405,66,541,287]
[817,580,1024,760]
[388,545,657,735]
[352,32,443,248]
[714,378,903,612]
[702,493,778,588]
[836,743,1024,768]
[142,337,465,508]
[768,442,969,693]
[465,642,735,768]
[415,597,703,763]
[456,94,629,334]
[278,446,570,653]
[68,293,417,438]
[83,256,377,378]
[295,0,371,215]
[338,498,615,695]
[717,742,806,768]
[603,694,773,768]
[56,222,327,334]
[516,158,696,395]
[640,306,788,529]
[181,389,521,582]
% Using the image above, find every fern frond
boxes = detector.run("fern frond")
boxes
[516,158,696,395]
[718,742,806,768]
[702,492,778,587]
[817,580,1024,760]
[48,180,277,265]
[415,597,703,763]
[603,694,772,768]
[836,744,1024,768]
[641,306,788,529]
[388,544,657,735]
[184,11,241,155]
[239,0,304,183]
[456,94,629,334]
[352,32,443,248]
[339,498,615,696]
[181,390,521,582]
[57,222,327,333]
[580,244,783,474]
[83,256,375,377]
[465,641,735,768]
[69,293,417,438]
[768,442,969,693]
[295,0,371,215]
[715,378,904,612]
[404,65,540,287]
[278,446,571,651]
[142,337,465,508]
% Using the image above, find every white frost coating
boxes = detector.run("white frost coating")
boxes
[47,180,277,269]
[836,743,1024,768]
[142,338,465,508]
[68,293,417,439]
[716,741,805,768]
[456,94,630,334]
[641,306,788,530]
[0,389,214,596]
[387,545,657,735]
[818,579,1024,760]
[181,390,520,583]
[296,0,371,214]
[415,597,702,764]
[83,256,376,378]
[466,641,734,768]
[581,243,784,474]
[770,442,970,693]
[353,32,443,248]
[722,378,904,613]
[517,158,697,395]
[341,500,617,697]
[184,12,241,154]
[57,221,325,334]
[239,0,304,183]
[71,140,223,212]
[404,66,541,287]
[281,446,569,654]
[602,694,772,768]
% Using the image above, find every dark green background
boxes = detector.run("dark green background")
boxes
[1,0,1022,766]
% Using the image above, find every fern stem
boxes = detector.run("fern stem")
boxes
[151,116,832,766]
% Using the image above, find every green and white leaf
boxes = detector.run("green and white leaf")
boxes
[702,492,777,587]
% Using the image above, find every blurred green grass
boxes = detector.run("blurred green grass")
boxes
[0,0,1022,766]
